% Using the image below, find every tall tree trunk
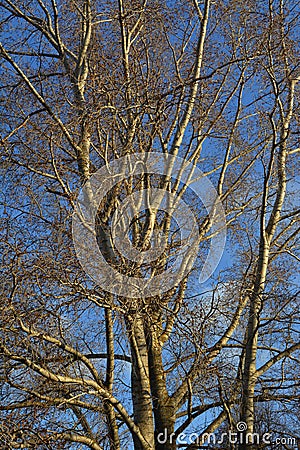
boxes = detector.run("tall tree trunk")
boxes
[104,307,120,450]
[127,313,155,450]
[239,78,297,449]
[148,323,176,450]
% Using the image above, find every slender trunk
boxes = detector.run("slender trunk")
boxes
[239,184,270,448]
[127,313,155,450]
[239,78,296,449]
[104,307,120,450]
[147,318,176,450]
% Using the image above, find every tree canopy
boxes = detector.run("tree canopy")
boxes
[0,1,299,449]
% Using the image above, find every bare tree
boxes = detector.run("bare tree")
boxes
[0,1,299,449]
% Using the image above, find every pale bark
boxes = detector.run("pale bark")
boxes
[239,77,298,448]
[1,1,299,449]
[126,314,155,450]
